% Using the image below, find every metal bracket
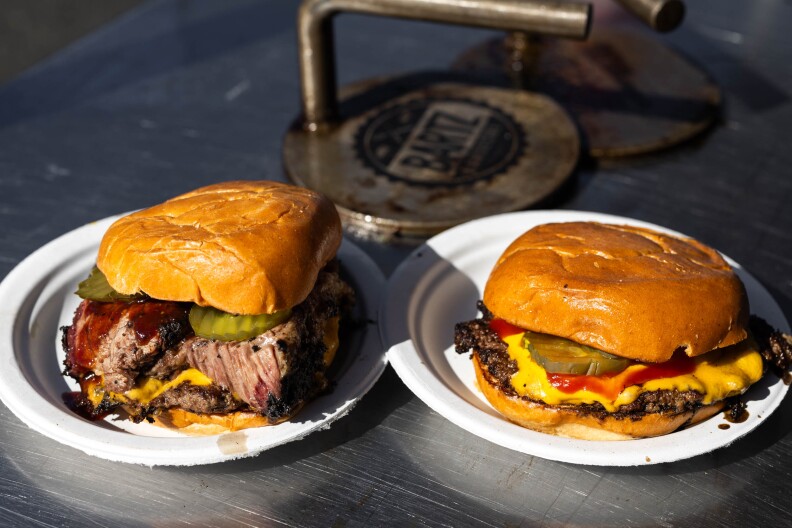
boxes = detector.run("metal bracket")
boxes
[297,0,591,128]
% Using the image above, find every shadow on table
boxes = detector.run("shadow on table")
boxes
[195,366,415,475]
[196,244,482,475]
[0,0,296,129]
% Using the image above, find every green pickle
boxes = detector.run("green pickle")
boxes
[189,305,291,341]
[523,331,630,376]
[76,266,145,302]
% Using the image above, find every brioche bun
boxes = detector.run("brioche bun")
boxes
[97,181,342,315]
[483,222,748,363]
[151,408,296,435]
[473,355,723,440]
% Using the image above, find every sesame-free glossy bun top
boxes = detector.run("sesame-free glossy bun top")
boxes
[97,180,342,315]
[483,222,749,362]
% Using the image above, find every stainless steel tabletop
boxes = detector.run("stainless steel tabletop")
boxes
[1,0,791,526]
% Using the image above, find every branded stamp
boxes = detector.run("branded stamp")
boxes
[355,98,526,186]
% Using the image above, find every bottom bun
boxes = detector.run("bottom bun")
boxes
[473,355,723,440]
[151,407,301,436]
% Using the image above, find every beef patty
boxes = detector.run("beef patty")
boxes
[454,302,789,422]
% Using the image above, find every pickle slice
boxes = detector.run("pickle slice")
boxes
[76,266,145,302]
[189,305,292,341]
[523,331,630,376]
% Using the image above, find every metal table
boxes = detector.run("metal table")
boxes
[1,0,790,525]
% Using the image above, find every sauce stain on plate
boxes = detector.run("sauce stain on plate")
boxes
[218,431,249,455]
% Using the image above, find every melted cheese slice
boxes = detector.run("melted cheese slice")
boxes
[124,368,213,404]
[504,333,764,412]
[93,368,214,406]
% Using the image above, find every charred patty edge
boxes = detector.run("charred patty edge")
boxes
[452,301,777,422]
[749,315,792,377]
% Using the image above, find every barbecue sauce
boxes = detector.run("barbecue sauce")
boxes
[723,399,749,423]
[67,299,191,372]
[129,301,191,343]
[62,300,191,420]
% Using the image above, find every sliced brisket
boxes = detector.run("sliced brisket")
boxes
[62,267,355,424]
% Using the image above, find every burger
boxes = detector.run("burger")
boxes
[455,221,791,440]
[62,181,355,434]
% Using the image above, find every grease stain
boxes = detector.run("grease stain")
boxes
[217,431,249,455]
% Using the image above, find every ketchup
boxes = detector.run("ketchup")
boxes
[488,318,696,399]
[546,355,696,400]
[489,318,523,340]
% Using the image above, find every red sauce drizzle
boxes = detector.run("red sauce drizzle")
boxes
[489,318,523,340]
[546,355,696,399]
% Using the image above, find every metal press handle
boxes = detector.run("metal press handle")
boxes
[297,0,592,127]
[613,0,685,32]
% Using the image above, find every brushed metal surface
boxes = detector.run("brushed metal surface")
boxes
[0,0,790,526]
[452,27,721,157]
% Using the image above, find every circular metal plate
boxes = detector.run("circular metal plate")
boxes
[452,28,721,158]
[284,77,579,243]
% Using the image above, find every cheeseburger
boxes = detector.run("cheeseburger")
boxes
[62,181,354,434]
[455,222,791,440]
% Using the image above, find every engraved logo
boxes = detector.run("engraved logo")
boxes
[355,98,525,186]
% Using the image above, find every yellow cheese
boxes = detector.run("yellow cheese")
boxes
[505,333,764,412]
[106,368,214,405]
[84,377,105,408]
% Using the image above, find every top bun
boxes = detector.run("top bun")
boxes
[483,222,748,362]
[97,181,342,315]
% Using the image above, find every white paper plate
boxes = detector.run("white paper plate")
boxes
[382,210,790,466]
[0,215,387,466]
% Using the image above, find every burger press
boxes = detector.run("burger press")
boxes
[451,0,721,158]
[283,0,591,243]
